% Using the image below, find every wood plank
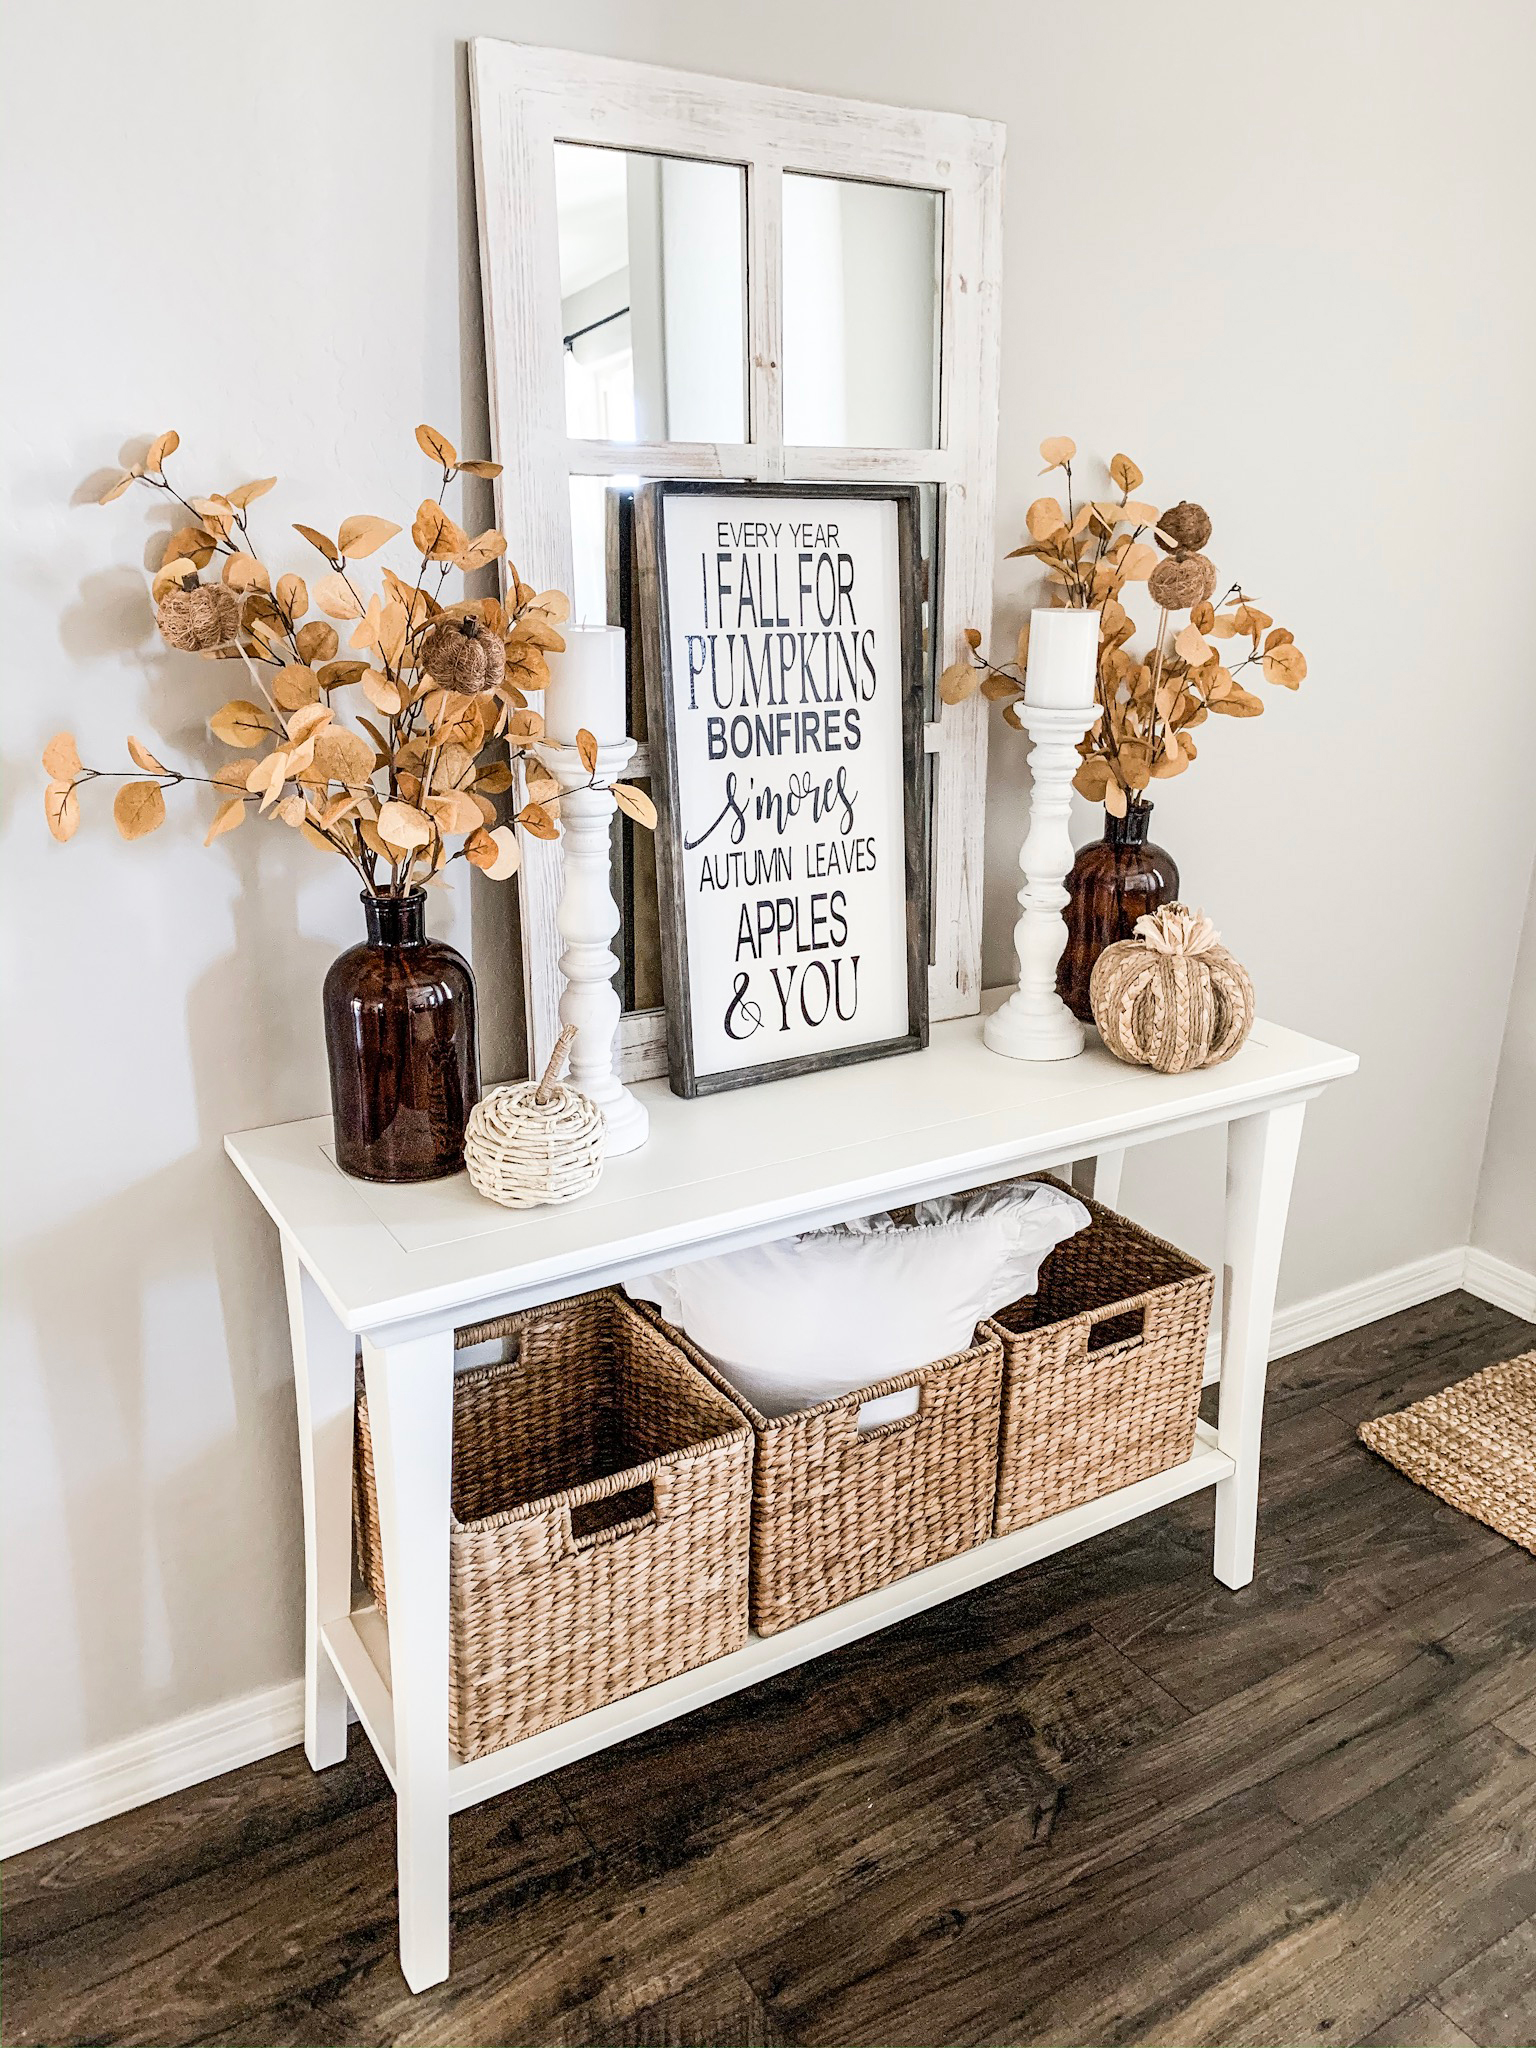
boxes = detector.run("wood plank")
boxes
[550,1963,794,2048]
[1494,1691,1536,1753]
[1266,1597,1536,1828]
[0,1778,585,2048]
[1092,1432,1511,1712]
[978,1724,1536,2048]
[1354,2001,1480,2048]
[739,1783,1300,2046]
[1435,1912,1536,2048]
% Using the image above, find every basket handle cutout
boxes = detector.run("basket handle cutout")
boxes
[1085,1305,1146,1354]
[567,1480,656,1549]
[854,1384,923,1438]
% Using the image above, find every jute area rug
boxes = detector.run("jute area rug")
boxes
[1358,1348,1536,1554]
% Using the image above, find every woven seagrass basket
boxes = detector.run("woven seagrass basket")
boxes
[985,1175,1213,1536]
[354,1288,753,1759]
[637,1302,1004,1637]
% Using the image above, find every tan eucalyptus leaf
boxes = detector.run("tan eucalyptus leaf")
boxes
[273,663,322,711]
[208,699,273,748]
[611,781,657,829]
[277,573,309,620]
[98,470,135,504]
[1210,684,1266,717]
[412,499,468,561]
[423,789,483,835]
[1206,614,1238,640]
[474,760,515,796]
[42,731,82,781]
[1263,642,1307,687]
[114,779,166,840]
[378,798,433,849]
[360,669,403,716]
[314,571,364,621]
[1119,542,1159,581]
[415,423,458,467]
[455,529,507,572]
[463,826,498,871]
[293,523,340,566]
[204,796,246,844]
[44,779,80,842]
[296,618,339,659]
[1174,623,1212,667]
[144,429,180,473]
[349,593,383,652]
[576,727,600,774]
[222,552,270,592]
[1038,435,1076,471]
[317,657,368,689]
[516,799,559,842]
[524,764,560,807]
[272,793,307,827]
[126,734,168,774]
[937,660,979,704]
[190,496,235,537]
[1108,453,1144,492]
[981,672,1022,702]
[337,515,402,560]
[1103,775,1129,819]
[430,742,476,793]
[530,588,570,622]
[226,477,276,509]
[319,794,361,830]
[310,728,376,787]
[212,760,254,792]
[285,703,334,744]
[1025,496,1067,541]
[163,523,218,569]
[510,616,565,653]
[458,458,503,480]
[484,824,521,879]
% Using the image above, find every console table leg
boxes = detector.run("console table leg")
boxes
[361,1327,455,1993]
[1071,1148,1126,1210]
[282,1240,355,1772]
[1214,1102,1306,1590]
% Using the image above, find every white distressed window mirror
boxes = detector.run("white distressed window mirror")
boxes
[469,39,1004,1079]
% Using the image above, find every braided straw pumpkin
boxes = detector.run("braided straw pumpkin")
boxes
[464,1025,603,1208]
[419,612,506,694]
[1090,904,1255,1074]
[156,582,242,652]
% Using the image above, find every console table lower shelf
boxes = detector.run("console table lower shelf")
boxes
[323,1419,1232,1812]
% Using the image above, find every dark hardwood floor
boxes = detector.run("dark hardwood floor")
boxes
[5,1290,1536,2048]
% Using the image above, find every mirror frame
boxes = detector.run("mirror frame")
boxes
[470,38,1004,1080]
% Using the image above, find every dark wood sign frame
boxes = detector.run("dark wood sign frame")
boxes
[634,480,930,1099]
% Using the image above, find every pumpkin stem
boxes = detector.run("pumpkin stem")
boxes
[1133,902,1221,957]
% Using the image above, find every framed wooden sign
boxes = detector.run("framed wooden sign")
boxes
[636,481,929,1097]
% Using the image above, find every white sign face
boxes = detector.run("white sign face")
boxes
[647,489,923,1092]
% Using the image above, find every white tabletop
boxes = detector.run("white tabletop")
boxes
[226,998,1356,1339]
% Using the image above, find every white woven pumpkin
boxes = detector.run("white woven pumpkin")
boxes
[464,1025,604,1208]
[1090,904,1255,1074]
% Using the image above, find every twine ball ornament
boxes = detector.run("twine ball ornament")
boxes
[464,1024,604,1208]
[1148,549,1218,610]
[1154,500,1213,554]
[1091,903,1256,1074]
[156,581,242,653]
[419,613,507,694]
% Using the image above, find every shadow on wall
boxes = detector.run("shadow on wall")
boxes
[10,549,339,1753]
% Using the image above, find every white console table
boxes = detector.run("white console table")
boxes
[226,999,1355,1992]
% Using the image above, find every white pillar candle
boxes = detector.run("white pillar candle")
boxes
[1023,607,1100,711]
[542,624,629,746]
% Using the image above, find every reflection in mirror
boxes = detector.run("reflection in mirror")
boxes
[782,174,942,449]
[554,143,747,444]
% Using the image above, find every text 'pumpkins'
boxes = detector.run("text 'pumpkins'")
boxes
[1090,904,1255,1074]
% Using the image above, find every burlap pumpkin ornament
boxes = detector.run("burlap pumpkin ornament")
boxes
[156,581,242,652]
[1091,904,1255,1074]
[419,613,507,694]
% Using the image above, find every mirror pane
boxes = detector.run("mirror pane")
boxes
[554,143,747,444]
[782,174,942,449]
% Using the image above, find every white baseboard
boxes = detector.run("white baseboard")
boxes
[1463,1245,1536,1322]
[1200,1244,1474,1384]
[0,1679,303,1861]
[7,1242,1534,1863]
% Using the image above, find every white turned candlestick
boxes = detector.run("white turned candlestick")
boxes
[983,703,1100,1063]
[534,738,649,1155]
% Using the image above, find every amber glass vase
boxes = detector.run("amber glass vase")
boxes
[323,891,480,1182]
[1058,800,1180,1023]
